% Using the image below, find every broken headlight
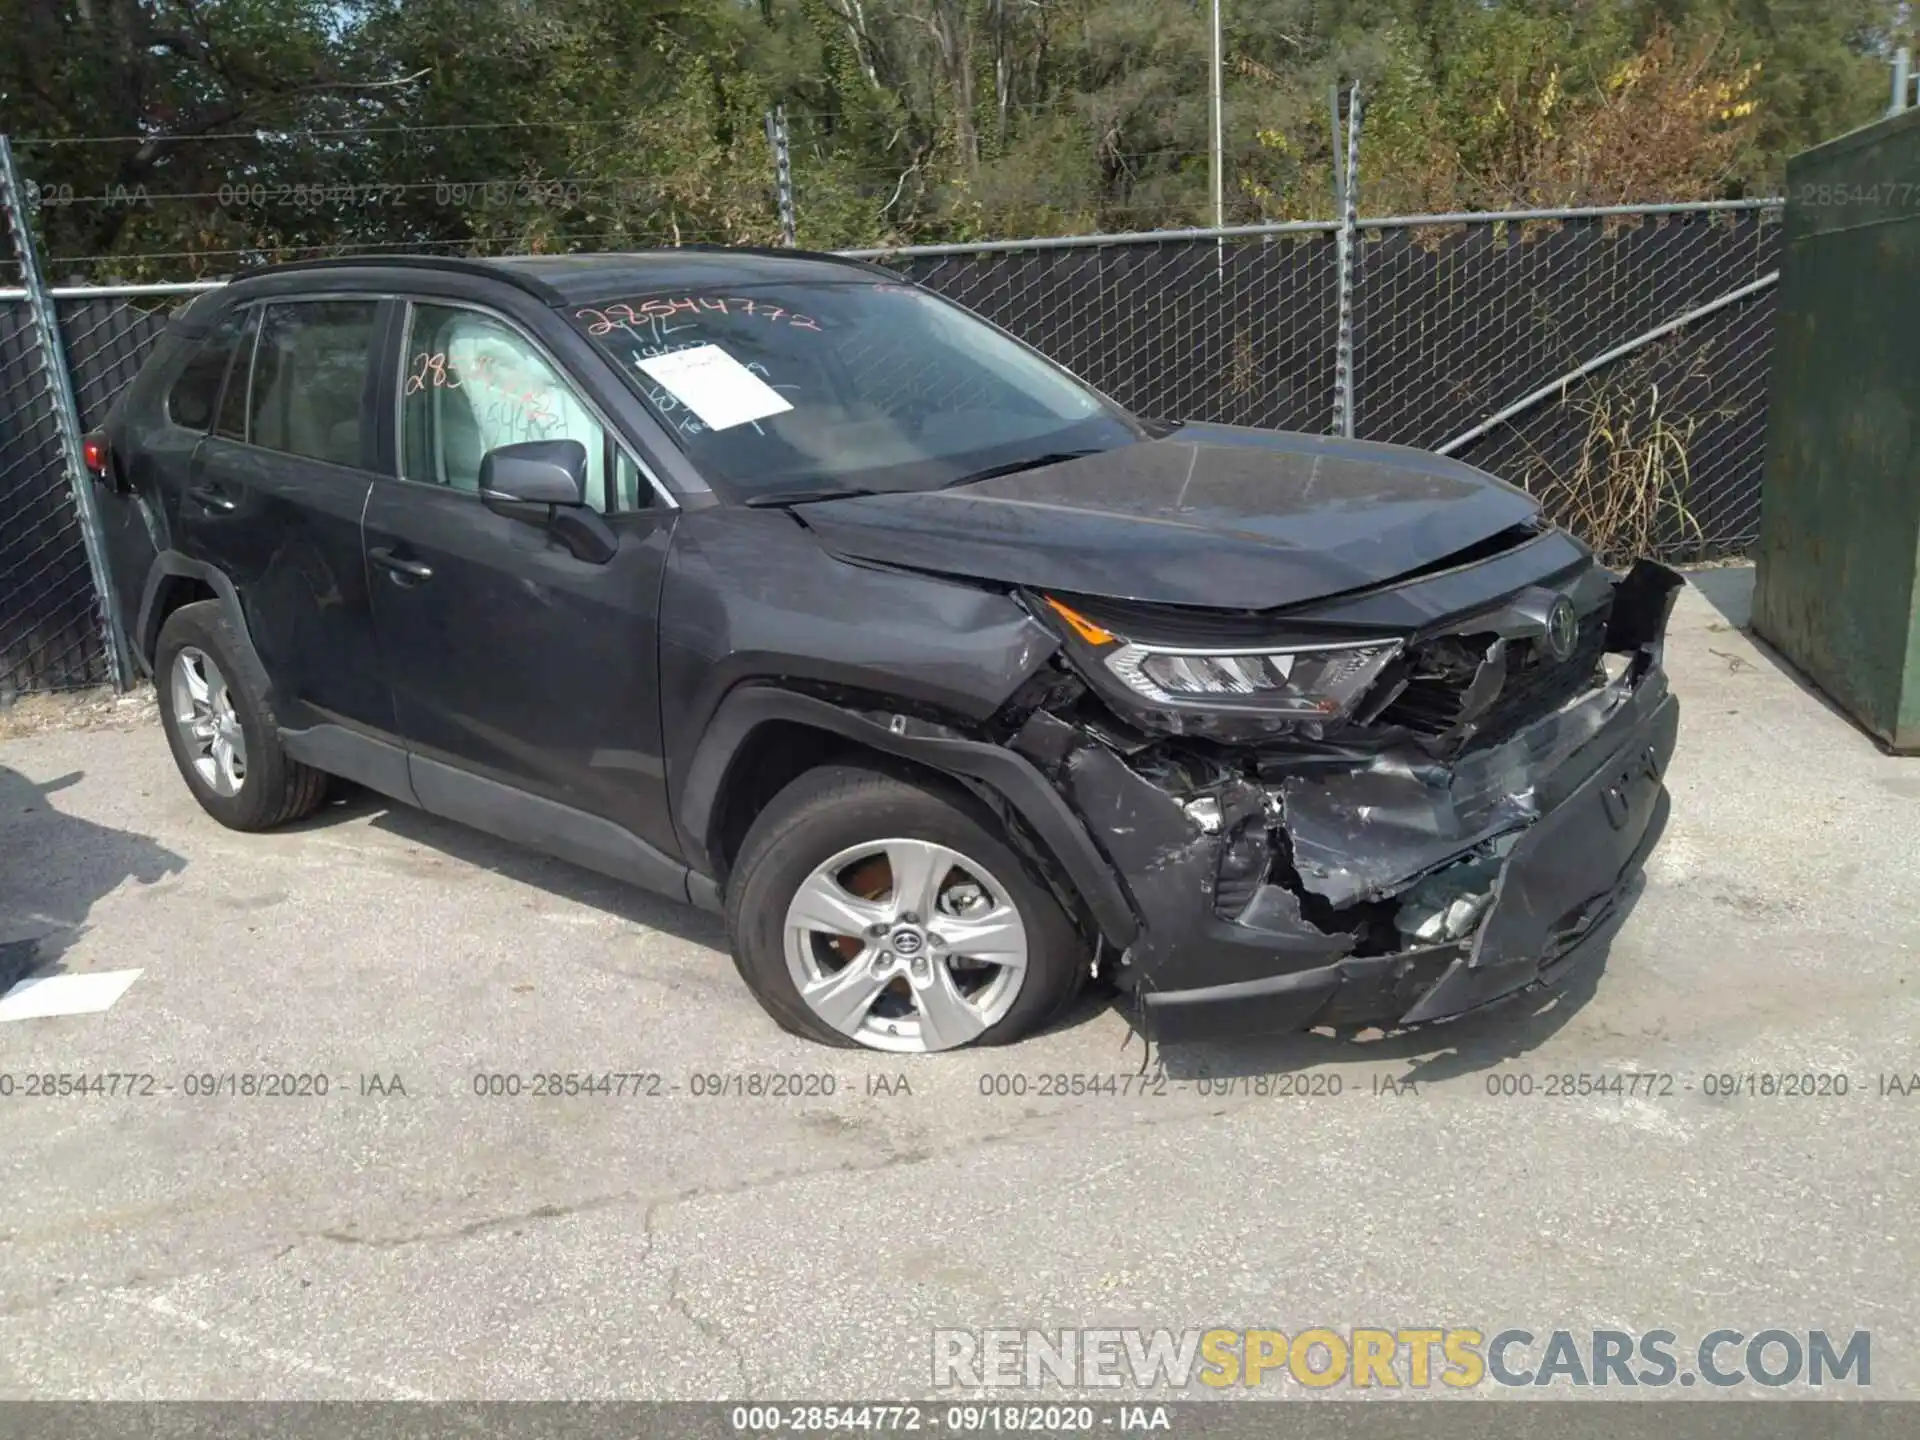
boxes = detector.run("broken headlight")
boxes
[1108,642,1399,714]
[1044,596,1400,719]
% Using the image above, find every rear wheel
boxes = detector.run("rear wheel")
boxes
[155,601,328,831]
[726,764,1086,1052]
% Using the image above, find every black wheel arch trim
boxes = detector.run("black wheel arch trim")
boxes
[676,685,1140,948]
[134,552,265,681]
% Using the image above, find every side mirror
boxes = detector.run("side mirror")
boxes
[479,439,587,510]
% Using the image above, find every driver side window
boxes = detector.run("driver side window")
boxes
[402,304,638,511]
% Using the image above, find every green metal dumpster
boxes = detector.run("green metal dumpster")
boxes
[1752,107,1920,751]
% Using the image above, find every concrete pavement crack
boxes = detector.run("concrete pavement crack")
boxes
[318,1189,650,1250]
[664,1260,756,1400]
[306,1136,959,1254]
[653,1194,755,1401]
[3,1098,1264,1326]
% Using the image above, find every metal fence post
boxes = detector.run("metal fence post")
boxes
[765,105,797,247]
[1330,83,1362,439]
[0,134,130,690]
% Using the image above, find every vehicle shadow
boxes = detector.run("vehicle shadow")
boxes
[287,783,729,950]
[279,781,1638,1074]
[0,765,187,991]
[1130,874,1646,1085]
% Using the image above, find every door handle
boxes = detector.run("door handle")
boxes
[368,547,434,582]
[186,484,236,513]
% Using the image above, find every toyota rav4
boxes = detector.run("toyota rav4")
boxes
[89,249,1681,1053]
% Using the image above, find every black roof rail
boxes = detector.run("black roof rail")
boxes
[659,241,894,276]
[225,253,567,305]
[224,245,900,304]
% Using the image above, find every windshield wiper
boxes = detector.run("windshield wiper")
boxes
[742,486,882,508]
[942,450,1104,488]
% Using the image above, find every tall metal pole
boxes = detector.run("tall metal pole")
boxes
[1209,0,1224,234]
[1330,83,1363,440]
[765,105,796,247]
[1329,85,1346,207]
[0,134,130,689]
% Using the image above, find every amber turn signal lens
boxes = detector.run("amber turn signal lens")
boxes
[1043,595,1116,647]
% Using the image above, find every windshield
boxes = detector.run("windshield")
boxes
[570,279,1142,500]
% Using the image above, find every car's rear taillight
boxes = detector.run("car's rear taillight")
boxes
[82,431,108,478]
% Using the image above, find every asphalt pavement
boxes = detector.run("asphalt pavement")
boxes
[1,566,1915,1401]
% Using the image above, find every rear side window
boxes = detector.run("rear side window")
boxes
[165,311,245,431]
[247,301,379,467]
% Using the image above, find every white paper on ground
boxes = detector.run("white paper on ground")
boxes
[636,344,793,431]
[0,968,142,1021]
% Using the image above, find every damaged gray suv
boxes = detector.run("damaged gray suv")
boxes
[93,249,1680,1052]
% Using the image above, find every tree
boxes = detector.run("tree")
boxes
[0,0,1905,277]
[1,0,418,271]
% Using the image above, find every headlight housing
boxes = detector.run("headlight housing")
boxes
[1107,639,1399,715]
[1042,596,1401,721]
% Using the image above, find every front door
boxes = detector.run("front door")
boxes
[362,299,681,875]
[176,297,394,737]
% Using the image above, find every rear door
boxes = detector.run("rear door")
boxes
[361,297,681,870]
[94,304,246,660]
[179,297,396,737]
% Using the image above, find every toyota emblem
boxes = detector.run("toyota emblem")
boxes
[1544,596,1578,662]
[890,928,925,956]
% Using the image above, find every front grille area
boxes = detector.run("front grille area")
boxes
[1380,603,1612,747]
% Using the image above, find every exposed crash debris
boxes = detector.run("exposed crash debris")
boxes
[1607,559,1688,655]
[1278,665,1632,909]
[1005,556,1684,1043]
[1009,718,1354,995]
[1393,838,1515,944]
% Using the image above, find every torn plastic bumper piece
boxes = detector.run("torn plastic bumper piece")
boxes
[1140,673,1678,1044]
[1052,740,1357,998]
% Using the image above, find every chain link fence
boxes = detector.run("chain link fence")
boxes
[0,290,108,698]
[1354,205,1781,562]
[59,296,178,426]
[883,228,1342,435]
[0,189,1783,697]
[0,128,130,702]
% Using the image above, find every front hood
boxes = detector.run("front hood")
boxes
[794,423,1540,611]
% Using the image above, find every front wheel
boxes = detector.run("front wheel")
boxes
[726,764,1087,1052]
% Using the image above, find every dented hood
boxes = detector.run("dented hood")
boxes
[794,422,1541,611]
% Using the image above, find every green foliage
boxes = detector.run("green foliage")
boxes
[0,0,1904,277]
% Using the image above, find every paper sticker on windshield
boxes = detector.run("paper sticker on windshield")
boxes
[636,344,792,431]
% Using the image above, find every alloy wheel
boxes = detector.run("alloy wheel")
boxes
[782,838,1029,1053]
[170,646,247,797]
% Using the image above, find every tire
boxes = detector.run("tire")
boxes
[154,600,329,831]
[726,763,1087,1052]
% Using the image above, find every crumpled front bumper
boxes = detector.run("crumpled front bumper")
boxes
[1026,560,1685,1046]
[1142,676,1676,1043]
